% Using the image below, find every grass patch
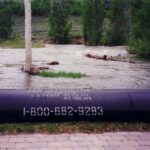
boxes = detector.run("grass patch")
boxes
[0,122,150,134]
[0,37,24,48]
[0,37,45,48]
[37,71,86,78]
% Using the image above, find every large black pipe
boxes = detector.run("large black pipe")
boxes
[0,89,150,122]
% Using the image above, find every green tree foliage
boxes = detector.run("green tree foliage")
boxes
[129,0,150,55]
[105,0,130,46]
[49,0,72,44]
[83,0,104,45]
[0,3,13,39]
[1,1,24,16]
[0,0,51,17]
[31,0,51,16]
[70,0,83,16]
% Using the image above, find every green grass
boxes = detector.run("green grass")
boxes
[0,122,149,134]
[0,37,24,48]
[0,37,45,48]
[37,71,86,78]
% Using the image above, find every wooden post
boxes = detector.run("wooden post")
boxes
[24,0,32,72]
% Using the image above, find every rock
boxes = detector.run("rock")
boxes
[47,61,59,65]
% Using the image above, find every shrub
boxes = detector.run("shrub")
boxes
[70,0,83,16]
[1,1,24,16]
[129,38,150,56]
[129,0,150,56]
[82,0,104,45]
[105,0,130,46]
[49,0,72,44]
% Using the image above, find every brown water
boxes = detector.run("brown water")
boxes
[0,45,150,89]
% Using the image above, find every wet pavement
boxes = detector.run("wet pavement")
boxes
[0,45,150,89]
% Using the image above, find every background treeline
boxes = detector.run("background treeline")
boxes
[0,0,83,16]
[0,0,150,56]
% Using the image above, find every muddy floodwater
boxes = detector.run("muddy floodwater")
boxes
[0,45,150,89]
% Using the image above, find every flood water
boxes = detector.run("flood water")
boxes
[0,44,150,89]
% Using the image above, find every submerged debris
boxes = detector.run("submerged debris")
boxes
[21,65,49,75]
[85,53,135,63]
[47,61,59,65]
[38,66,49,70]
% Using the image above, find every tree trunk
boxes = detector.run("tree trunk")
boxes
[24,0,32,72]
